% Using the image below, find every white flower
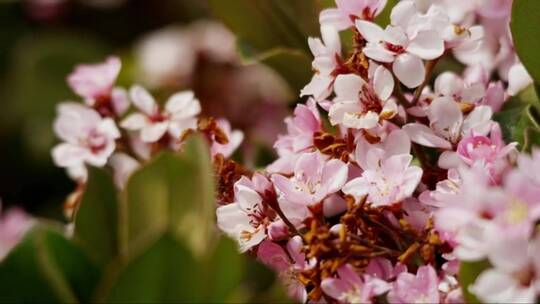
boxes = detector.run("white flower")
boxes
[355,1,445,88]
[216,183,267,252]
[329,66,397,130]
[121,85,201,143]
[301,25,342,101]
[52,103,120,179]
[403,97,493,149]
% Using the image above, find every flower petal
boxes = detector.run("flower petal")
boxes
[393,53,425,88]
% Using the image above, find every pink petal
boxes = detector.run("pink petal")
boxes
[393,53,425,88]
[334,74,365,101]
[355,20,385,44]
[407,30,445,60]
[140,121,168,142]
[51,143,87,168]
[390,0,416,28]
[121,113,149,131]
[373,65,394,101]
[319,8,350,31]
[402,123,452,149]
[321,159,349,194]
[363,44,396,62]
[321,25,342,54]
[129,85,157,115]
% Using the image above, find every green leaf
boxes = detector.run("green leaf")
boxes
[99,233,203,303]
[74,168,120,267]
[511,0,540,84]
[459,260,491,303]
[123,135,215,257]
[0,224,100,303]
[203,237,244,302]
[494,85,540,150]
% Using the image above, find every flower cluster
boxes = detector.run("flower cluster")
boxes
[51,56,243,201]
[37,0,540,303]
[213,0,538,303]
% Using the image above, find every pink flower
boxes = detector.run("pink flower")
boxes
[321,264,390,303]
[268,99,322,174]
[319,0,388,30]
[419,169,461,208]
[272,152,348,206]
[210,119,244,158]
[216,174,272,252]
[67,56,121,103]
[434,72,485,105]
[468,232,539,304]
[121,85,201,143]
[365,258,406,280]
[257,236,309,302]
[403,97,493,149]
[0,206,33,260]
[343,130,422,207]
[52,103,120,180]
[387,265,440,303]
[301,25,342,101]
[438,124,516,182]
[328,67,397,130]
[355,1,445,88]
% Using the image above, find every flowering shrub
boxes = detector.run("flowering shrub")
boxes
[2,0,540,303]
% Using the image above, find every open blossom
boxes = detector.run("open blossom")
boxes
[0,206,33,260]
[328,66,397,130]
[355,1,445,88]
[121,85,201,143]
[403,97,492,149]
[319,0,387,30]
[268,99,321,174]
[321,264,390,303]
[210,119,244,158]
[301,25,342,101]
[469,232,540,304]
[438,123,516,182]
[272,152,348,206]
[52,103,120,179]
[387,265,440,303]
[67,56,121,102]
[343,130,422,206]
[67,56,129,115]
[216,174,273,252]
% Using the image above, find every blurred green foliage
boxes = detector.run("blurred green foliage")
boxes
[0,135,286,302]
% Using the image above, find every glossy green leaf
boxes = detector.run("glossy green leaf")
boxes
[203,237,244,302]
[494,85,540,150]
[0,224,100,303]
[99,233,202,302]
[511,0,540,84]
[459,259,491,303]
[74,168,120,267]
[123,135,215,257]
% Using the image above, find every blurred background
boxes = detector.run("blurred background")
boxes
[0,0,323,220]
